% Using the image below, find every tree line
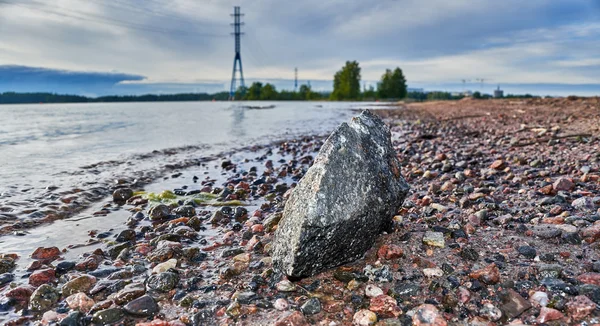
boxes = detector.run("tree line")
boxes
[0,92,233,104]
[232,82,324,101]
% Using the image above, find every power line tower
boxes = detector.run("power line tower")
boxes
[229,6,245,100]
[294,67,298,92]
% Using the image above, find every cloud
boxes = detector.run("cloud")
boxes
[0,0,599,95]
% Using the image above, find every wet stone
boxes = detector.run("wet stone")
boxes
[115,229,136,242]
[174,205,196,217]
[31,246,61,261]
[0,273,14,286]
[55,261,76,274]
[149,204,170,221]
[107,242,131,259]
[29,284,60,312]
[146,272,179,292]
[91,307,124,325]
[112,188,133,202]
[123,295,158,317]
[58,311,84,326]
[0,256,16,275]
[61,274,96,297]
[114,282,145,305]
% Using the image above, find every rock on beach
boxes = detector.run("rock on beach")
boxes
[271,110,409,277]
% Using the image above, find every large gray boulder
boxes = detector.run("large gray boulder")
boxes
[271,110,409,277]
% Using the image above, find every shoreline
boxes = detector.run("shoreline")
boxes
[1,98,600,325]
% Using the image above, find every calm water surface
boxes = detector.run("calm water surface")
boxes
[0,101,376,206]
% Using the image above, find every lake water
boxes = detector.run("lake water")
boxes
[0,101,377,221]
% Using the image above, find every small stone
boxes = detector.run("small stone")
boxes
[226,301,241,318]
[113,282,145,305]
[353,309,378,326]
[29,284,60,312]
[537,307,564,323]
[479,303,502,321]
[113,188,134,202]
[115,229,136,242]
[530,291,549,307]
[92,308,124,325]
[300,297,321,316]
[412,304,447,326]
[276,280,296,292]
[365,284,384,298]
[65,292,95,313]
[61,274,96,297]
[152,259,177,274]
[499,289,531,319]
[469,263,500,285]
[553,177,574,192]
[582,222,600,242]
[0,257,16,274]
[174,205,196,217]
[377,244,404,260]
[566,295,596,320]
[369,295,401,318]
[460,247,479,261]
[423,231,445,248]
[59,311,84,326]
[6,285,35,303]
[572,197,595,210]
[274,298,289,311]
[146,272,179,292]
[231,291,256,304]
[31,247,61,261]
[149,204,170,221]
[56,261,76,274]
[124,295,159,317]
[0,272,13,286]
[423,267,444,278]
[29,268,56,287]
[517,245,536,259]
[490,160,506,170]
[233,253,251,263]
[577,272,600,286]
[274,311,309,326]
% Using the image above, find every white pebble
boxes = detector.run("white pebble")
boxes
[530,291,549,307]
[274,298,289,311]
[365,284,384,297]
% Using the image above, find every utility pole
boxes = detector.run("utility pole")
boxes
[294,67,298,92]
[229,6,245,100]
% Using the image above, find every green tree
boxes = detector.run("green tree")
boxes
[377,67,407,99]
[260,83,278,100]
[245,82,263,100]
[330,61,361,101]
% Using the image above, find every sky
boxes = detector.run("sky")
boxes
[0,0,600,96]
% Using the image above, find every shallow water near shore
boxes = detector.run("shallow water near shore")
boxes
[0,101,376,228]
